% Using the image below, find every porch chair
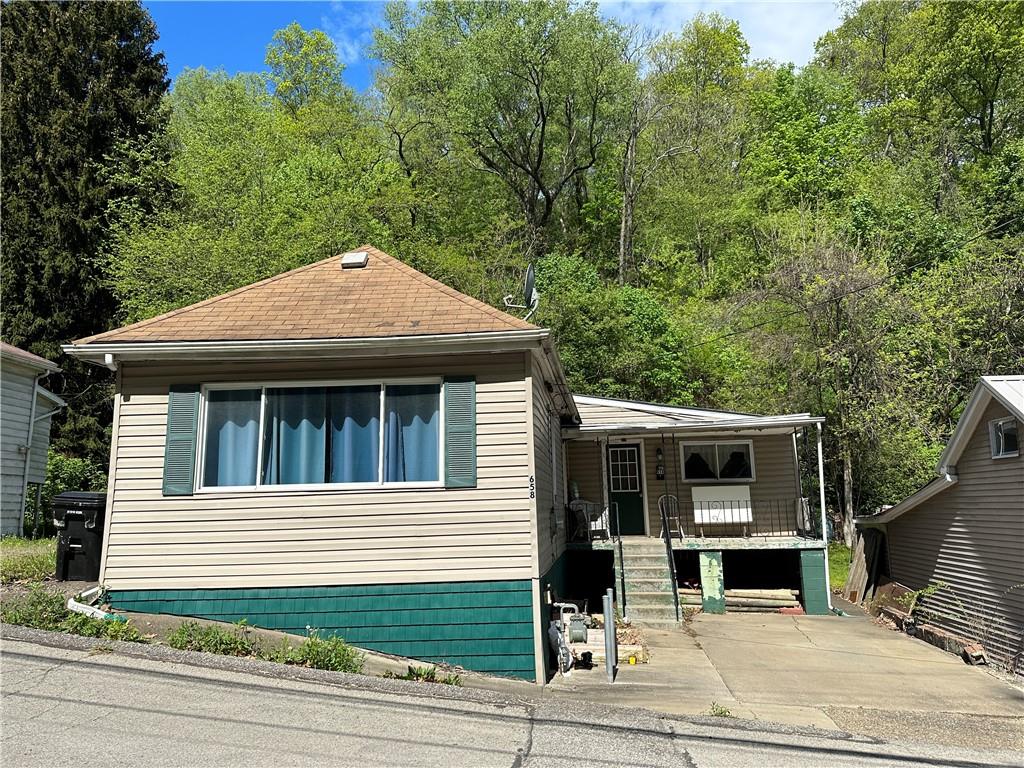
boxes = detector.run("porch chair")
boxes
[568,499,608,542]
[657,494,681,539]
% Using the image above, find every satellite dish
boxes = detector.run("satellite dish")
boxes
[504,263,540,320]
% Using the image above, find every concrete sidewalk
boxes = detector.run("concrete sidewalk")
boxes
[544,611,1024,751]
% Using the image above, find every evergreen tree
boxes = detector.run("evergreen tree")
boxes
[1,1,168,463]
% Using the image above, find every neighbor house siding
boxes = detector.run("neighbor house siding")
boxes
[102,352,534,590]
[1,361,37,534]
[886,399,1024,670]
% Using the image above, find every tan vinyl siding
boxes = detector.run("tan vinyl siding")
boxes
[566,440,603,506]
[642,434,801,535]
[1,361,37,534]
[532,364,564,575]
[103,353,534,589]
[886,399,1024,670]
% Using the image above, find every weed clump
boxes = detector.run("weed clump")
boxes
[383,665,462,686]
[1,586,144,642]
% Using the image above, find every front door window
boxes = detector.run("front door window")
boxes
[609,446,640,492]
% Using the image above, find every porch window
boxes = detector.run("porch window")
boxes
[989,418,1019,459]
[680,441,755,482]
[199,381,441,490]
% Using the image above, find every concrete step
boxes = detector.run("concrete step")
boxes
[625,591,676,605]
[624,581,674,592]
[620,544,669,556]
[619,555,669,567]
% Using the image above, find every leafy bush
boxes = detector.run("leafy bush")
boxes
[167,621,364,673]
[167,620,262,656]
[287,629,364,673]
[0,537,56,583]
[382,665,462,686]
[23,451,108,537]
[0,586,144,642]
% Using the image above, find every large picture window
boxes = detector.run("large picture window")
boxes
[199,381,441,490]
[680,441,755,482]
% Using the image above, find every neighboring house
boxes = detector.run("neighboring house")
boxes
[63,245,830,683]
[1,343,65,536]
[856,376,1024,672]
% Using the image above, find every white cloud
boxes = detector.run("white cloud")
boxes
[600,1,843,65]
[321,1,385,66]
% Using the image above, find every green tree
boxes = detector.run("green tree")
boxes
[0,1,168,464]
[374,0,632,255]
[266,22,351,113]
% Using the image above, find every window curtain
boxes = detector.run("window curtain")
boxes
[262,387,327,485]
[329,386,380,483]
[384,384,439,482]
[203,389,260,486]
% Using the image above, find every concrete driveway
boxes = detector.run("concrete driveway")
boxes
[545,610,1024,750]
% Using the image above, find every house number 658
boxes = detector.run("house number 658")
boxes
[529,475,535,499]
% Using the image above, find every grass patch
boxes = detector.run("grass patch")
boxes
[168,620,364,673]
[382,665,462,686]
[0,537,56,584]
[1,586,145,642]
[828,541,852,592]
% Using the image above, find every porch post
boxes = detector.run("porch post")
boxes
[816,422,834,611]
[600,436,610,516]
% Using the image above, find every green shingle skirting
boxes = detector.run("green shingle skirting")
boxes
[109,580,537,679]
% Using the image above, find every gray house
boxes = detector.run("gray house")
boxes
[857,375,1023,671]
[1,342,64,536]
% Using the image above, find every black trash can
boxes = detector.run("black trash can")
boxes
[53,492,107,582]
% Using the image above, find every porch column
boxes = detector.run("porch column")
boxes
[699,550,725,614]
[815,422,834,611]
[599,435,610,519]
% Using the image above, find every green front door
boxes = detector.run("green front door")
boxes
[608,444,646,535]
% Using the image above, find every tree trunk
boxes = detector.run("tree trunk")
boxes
[841,445,856,547]
[618,124,638,286]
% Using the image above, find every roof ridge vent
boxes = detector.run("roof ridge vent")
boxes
[340,251,369,269]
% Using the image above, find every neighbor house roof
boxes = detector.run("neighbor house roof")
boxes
[71,245,538,346]
[857,374,1023,525]
[0,342,59,373]
[569,394,823,436]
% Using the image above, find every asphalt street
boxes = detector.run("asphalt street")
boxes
[1,638,1020,768]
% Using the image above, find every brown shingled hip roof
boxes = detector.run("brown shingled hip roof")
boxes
[74,246,539,345]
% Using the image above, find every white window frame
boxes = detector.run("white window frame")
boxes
[989,417,1019,460]
[195,377,445,493]
[679,440,756,483]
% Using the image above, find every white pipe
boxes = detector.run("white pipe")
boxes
[67,597,124,622]
[816,422,834,611]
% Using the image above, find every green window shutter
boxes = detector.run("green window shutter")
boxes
[162,384,200,496]
[444,376,476,488]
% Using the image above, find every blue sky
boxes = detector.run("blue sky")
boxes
[144,1,844,92]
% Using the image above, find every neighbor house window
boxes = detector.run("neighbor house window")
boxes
[989,418,1019,459]
[680,441,755,481]
[199,381,441,490]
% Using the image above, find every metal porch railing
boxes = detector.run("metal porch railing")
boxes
[661,497,820,540]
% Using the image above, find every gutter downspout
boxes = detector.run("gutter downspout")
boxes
[816,422,834,612]
[18,372,47,534]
